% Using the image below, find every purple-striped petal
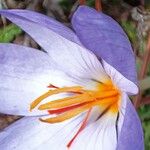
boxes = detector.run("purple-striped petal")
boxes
[0,115,85,150]
[71,6,137,85]
[72,112,118,149]
[117,98,144,150]
[0,108,101,150]
[0,10,81,57]
[0,10,109,84]
[0,9,80,44]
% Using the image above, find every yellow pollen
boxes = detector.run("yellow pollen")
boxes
[38,90,117,110]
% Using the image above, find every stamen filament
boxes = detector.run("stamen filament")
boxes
[38,90,118,110]
[30,86,83,111]
[38,94,90,110]
[67,108,92,148]
[47,84,58,89]
[40,103,91,123]
[48,103,88,115]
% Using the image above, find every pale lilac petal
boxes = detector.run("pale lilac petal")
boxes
[43,32,109,86]
[0,108,101,150]
[72,113,118,150]
[117,96,144,150]
[0,9,80,44]
[0,115,84,150]
[0,44,75,116]
[72,6,137,85]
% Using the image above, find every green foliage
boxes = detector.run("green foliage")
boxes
[0,24,22,43]
[86,0,95,7]
[121,21,137,44]
[136,57,142,73]
[140,77,150,91]
[59,0,72,12]
[145,0,150,10]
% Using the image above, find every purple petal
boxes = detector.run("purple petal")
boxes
[72,6,137,85]
[117,99,144,150]
[103,60,138,95]
[0,9,80,44]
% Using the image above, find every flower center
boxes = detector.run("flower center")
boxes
[30,80,120,122]
[30,80,121,148]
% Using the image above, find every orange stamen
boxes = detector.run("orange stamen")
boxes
[38,94,89,110]
[39,102,92,123]
[30,86,83,111]
[47,84,59,89]
[38,90,118,110]
[39,97,118,123]
[30,80,121,149]
[48,103,87,115]
[67,109,92,148]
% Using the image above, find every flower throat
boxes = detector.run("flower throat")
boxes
[30,80,120,148]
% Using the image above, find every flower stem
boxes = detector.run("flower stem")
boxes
[134,33,150,108]
[95,0,102,11]
[79,0,86,5]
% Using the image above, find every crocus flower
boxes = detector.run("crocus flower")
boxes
[0,6,144,150]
